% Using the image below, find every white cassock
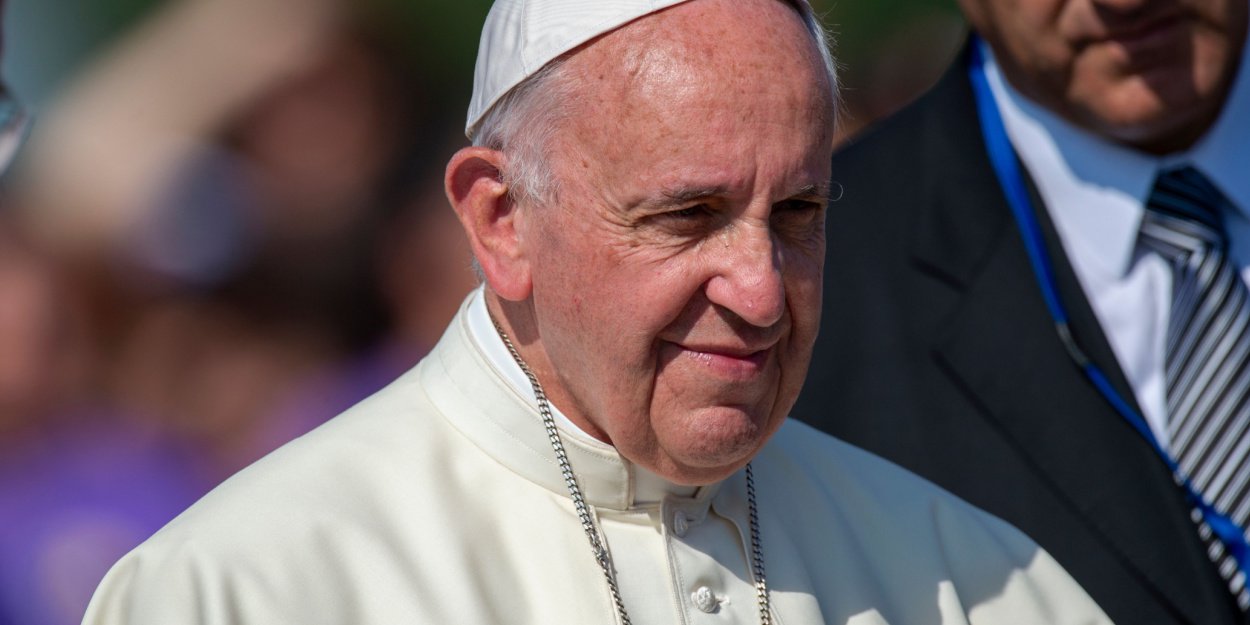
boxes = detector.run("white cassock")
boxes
[83,288,1113,625]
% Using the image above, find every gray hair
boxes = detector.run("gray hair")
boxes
[471,0,838,207]
[471,58,576,206]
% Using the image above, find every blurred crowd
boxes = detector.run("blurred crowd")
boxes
[0,1,481,622]
[0,0,960,623]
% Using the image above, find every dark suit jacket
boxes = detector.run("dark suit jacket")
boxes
[794,44,1246,625]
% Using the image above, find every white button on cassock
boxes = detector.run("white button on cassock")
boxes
[672,510,690,537]
[692,586,717,613]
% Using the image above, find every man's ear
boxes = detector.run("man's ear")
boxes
[445,147,531,301]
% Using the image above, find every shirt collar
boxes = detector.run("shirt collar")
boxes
[464,286,697,504]
[979,32,1250,278]
[1188,24,1250,214]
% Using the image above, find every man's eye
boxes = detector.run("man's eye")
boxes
[663,204,712,220]
[772,199,824,234]
[774,199,822,214]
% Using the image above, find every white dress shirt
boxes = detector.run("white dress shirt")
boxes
[980,35,1250,451]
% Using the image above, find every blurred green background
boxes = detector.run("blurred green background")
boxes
[7,0,967,136]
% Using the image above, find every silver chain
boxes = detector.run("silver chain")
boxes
[745,463,771,625]
[491,315,772,624]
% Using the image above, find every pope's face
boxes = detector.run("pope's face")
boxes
[961,0,1248,152]
[514,0,834,485]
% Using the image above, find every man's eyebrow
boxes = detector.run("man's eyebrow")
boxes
[793,183,833,202]
[659,185,730,204]
[640,183,833,207]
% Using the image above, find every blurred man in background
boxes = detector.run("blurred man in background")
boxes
[796,0,1250,624]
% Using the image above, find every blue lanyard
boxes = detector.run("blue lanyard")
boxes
[966,37,1250,579]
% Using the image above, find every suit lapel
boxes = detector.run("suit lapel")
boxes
[910,46,1224,625]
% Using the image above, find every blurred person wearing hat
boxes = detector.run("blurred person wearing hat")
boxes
[81,1,1114,623]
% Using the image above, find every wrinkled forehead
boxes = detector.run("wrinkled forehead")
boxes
[555,3,835,201]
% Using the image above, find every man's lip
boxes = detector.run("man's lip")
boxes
[699,348,769,362]
[677,343,773,360]
[668,343,773,378]
[1085,10,1187,51]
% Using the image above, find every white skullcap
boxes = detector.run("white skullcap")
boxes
[465,0,694,139]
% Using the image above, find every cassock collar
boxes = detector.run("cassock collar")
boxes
[423,286,710,510]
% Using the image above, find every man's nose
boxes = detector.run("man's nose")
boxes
[704,223,786,328]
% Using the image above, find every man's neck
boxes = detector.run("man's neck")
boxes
[462,286,699,503]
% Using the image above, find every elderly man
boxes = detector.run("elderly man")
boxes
[83,1,1112,623]
[796,0,1250,623]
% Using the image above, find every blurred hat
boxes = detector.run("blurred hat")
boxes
[465,0,692,139]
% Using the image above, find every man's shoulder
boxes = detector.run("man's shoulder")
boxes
[765,419,989,516]
[82,357,482,621]
[757,421,1111,624]
[833,54,977,175]
[131,364,443,556]
[761,419,1044,560]
[825,53,989,260]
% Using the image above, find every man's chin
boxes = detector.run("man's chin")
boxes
[649,410,781,485]
[650,455,755,487]
[1067,64,1229,152]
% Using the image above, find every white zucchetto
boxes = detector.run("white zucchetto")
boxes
[465,0,695,138]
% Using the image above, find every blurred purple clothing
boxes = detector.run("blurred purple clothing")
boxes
[0,417,212,625]
[262,343,422,445]
[0,344,421,625]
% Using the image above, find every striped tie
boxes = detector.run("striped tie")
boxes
[1139,166,1250,608]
